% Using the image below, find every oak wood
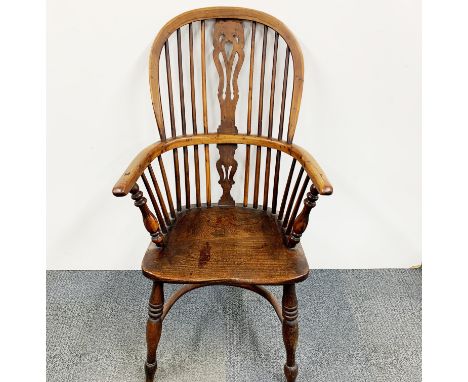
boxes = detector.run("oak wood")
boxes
[142,206,309,285]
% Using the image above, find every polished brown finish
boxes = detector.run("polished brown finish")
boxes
[188,23,201,207]
[142,207,309,285]
[213,20,244,206]
[114,7,333,382]
[286,185,319,248]
[243,21,256,207]
[282,284,299,382]
[112,134,333,198]
[145,282,164,382]
[130,184,164,247]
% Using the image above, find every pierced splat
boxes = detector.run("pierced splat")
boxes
[213,20,245,205]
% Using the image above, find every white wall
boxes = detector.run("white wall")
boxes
[47,0,421,269]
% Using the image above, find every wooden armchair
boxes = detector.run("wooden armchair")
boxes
[113,7,333,382]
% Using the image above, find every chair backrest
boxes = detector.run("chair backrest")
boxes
[144,7,307,211]
[149,7,304,143]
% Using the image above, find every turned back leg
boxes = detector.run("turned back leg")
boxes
[282,284,299,382]
[145,282,164,382]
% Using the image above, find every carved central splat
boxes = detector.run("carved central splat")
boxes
[213,20,245,205]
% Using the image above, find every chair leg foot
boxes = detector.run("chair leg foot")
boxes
[145,282,164,382]
[145,361,157,382]
[282,284,299,382]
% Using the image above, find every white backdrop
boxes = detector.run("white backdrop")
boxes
[47,0,421,269]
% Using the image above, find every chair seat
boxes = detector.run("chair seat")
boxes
[142,206,310,285]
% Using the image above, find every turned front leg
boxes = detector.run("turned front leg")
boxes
[145,282,164,382]
[282,284,299,382]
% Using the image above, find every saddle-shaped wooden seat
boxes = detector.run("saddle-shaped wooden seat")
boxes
[113,7,333,382]
[142,206,309,285]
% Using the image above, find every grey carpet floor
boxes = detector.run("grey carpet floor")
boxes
[47,270,421,382]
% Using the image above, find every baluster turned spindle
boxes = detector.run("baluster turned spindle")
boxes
[272,47,290,214]
[253,25,268,209]
[130,184,164,247]
[189,22,201,207]
[285,185,319,248]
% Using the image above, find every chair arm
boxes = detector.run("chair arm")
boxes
[112,133,333,197]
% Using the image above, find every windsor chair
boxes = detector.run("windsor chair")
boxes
[113,7,333,382]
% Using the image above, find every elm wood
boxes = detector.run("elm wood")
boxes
[286,185,319,248]
[278,159,297,220]
[114,8,334,382]
[188,23,202,207]
[160,283,283,322]
[149,7,304,143]
[213,20,244,206]
[176,28,191,209]
[141,173,167,233]
[148,164,170,227]
[282,284,299,382]
[141,206,309,285]
[157,156,176,220]
[253,26,268,209]
[263,32,279,210]
[130,184,164,247]
[243,21,256,207]
[272,48,291,214]
[112,133,333,197]
[145,282,164,382]
[201,20,211,207]
[283,167,305,228]
[286,176,310,235]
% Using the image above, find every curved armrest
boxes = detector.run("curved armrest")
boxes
[112,133,333,197]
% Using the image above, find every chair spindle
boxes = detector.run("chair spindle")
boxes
[189,23,201,207]
[177,28,191,209]
[243,21,256,207]
[253,25,269,208]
